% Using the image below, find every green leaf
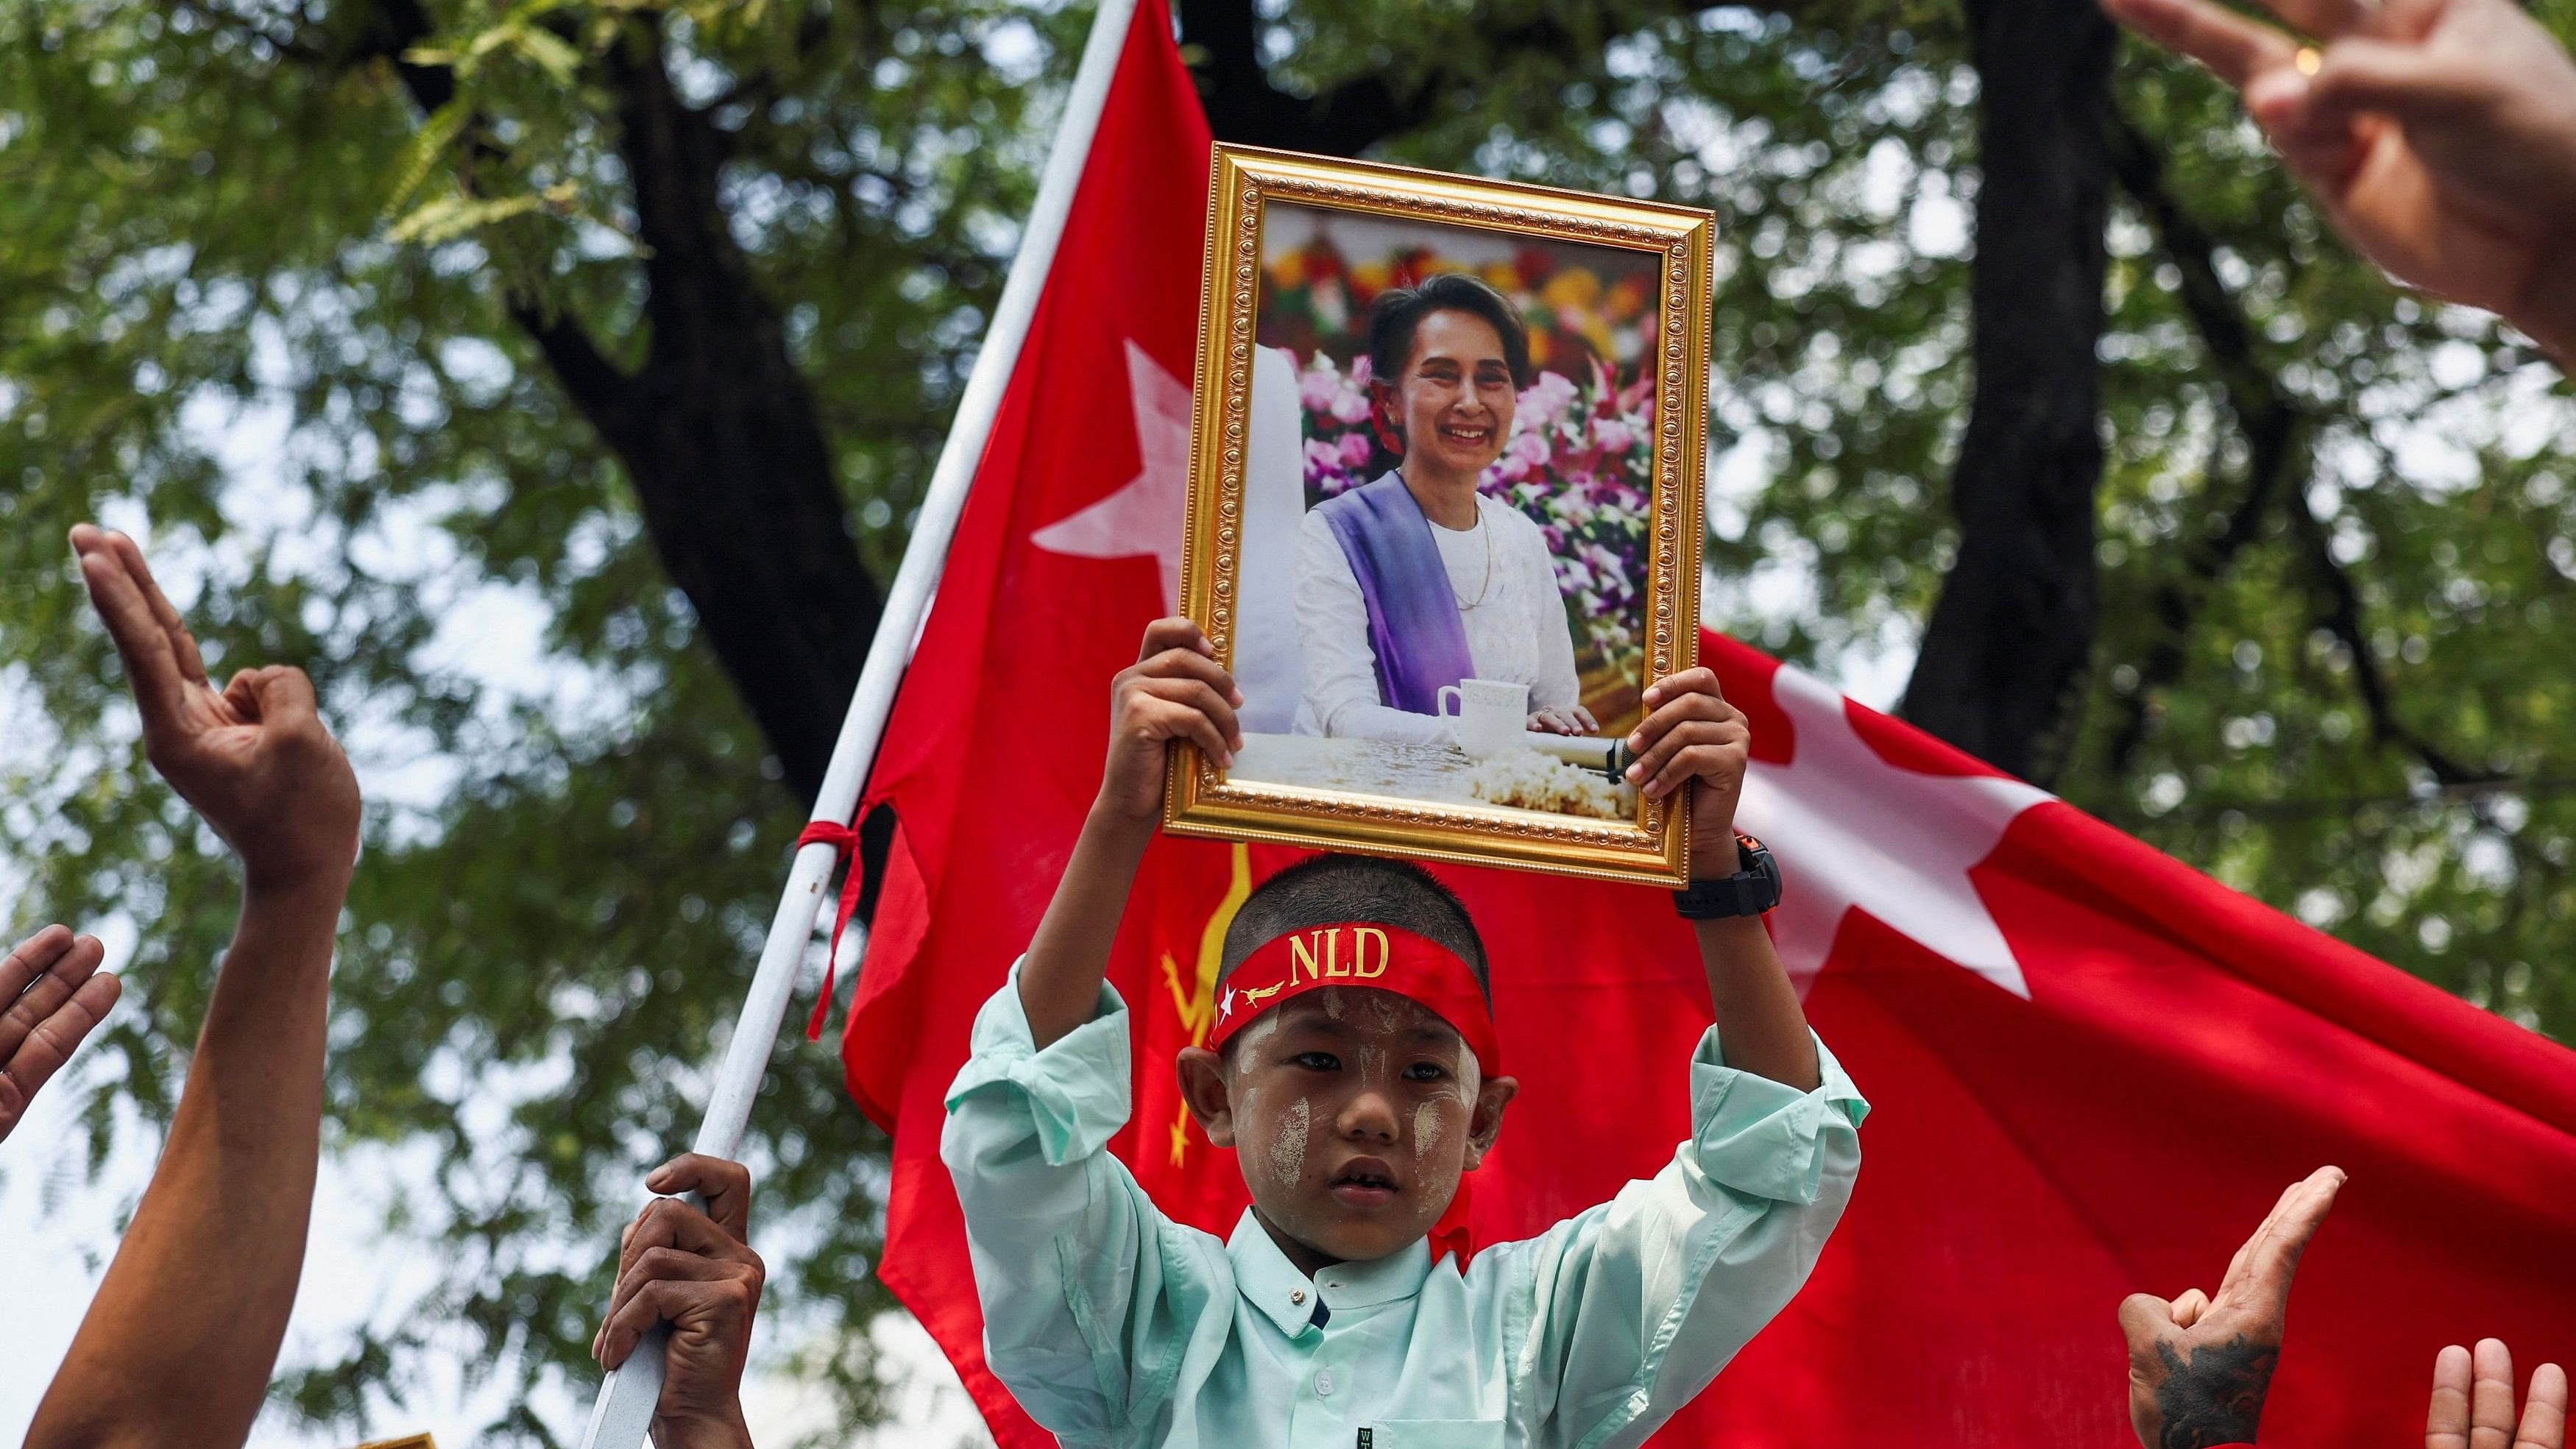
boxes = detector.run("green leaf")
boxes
[383,101,473,220]
[511,26,582,85]
[386,190,541,245]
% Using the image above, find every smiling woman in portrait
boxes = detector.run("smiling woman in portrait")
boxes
[1292,273,1593,745]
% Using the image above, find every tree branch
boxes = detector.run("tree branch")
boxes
[1179,0,1610,155]
[358,0,462,114]
[2100,108,2307,777]
[2285,489,2499,787]
[2098,107,2495,792]
[1178,0,1434,153]
[2106,775,2575,827]
[503,297,628,425]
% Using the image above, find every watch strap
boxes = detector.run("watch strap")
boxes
[1671,833,1782,918]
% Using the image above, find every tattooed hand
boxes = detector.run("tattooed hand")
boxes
[2118,1166,2345,1448]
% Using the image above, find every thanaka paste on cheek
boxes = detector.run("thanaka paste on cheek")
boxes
[1267,1097,1311,1189]
[1412,1099,1444,1158]
[1413,1052,1479,1160]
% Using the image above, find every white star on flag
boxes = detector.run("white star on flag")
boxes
[1734,662,2055,999]
[1030,340,1194,611]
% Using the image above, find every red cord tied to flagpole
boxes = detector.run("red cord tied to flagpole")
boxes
[797,819,867,1041]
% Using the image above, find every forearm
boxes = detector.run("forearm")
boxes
[1688,842,1818,1091]
[29,871,344,1449]
[1019,807,1153,1049]
[1323,697,1453,745]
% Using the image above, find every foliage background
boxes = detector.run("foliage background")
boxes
[3,0,2572,1441]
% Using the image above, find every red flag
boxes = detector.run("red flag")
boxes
[843,10,2576,1443]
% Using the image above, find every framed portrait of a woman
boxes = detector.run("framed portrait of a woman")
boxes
[1163,145,1713,886]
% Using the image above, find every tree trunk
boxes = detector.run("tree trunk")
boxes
[366,1,880,804]
[590,33,880,806]
[1899,0,2116,786]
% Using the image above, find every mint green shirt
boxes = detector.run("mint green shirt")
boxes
[941,963,1868,1449]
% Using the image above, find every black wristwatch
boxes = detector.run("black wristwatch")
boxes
[1671,833,1781,918]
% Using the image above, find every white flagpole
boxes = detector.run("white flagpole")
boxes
[573,0,1142,1441]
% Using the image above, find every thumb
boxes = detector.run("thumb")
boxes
[2119,1292,2183,1357]
[239,665,322,731]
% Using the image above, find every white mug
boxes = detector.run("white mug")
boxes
[1437,678,1529,756]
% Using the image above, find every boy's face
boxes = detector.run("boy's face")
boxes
[1177,986,1518,1268]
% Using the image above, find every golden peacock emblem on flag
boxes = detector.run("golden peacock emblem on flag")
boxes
[1157,843,1252,1165]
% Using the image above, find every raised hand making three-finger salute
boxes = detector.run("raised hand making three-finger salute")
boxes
[68,525,361,885]
[2117,1165,2567,1449]
[0,925,121,1143]
[30,526,361,1449]
[2426,1339,2567,1449]
[2119,1166,2344,1448]
[2105,0,2576,361]
[594,1154,767,1449]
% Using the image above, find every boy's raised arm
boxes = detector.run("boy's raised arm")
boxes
[1482,666,1861,1448]
[940,617,1244,1439]
[1623,666,1819,1090]
[29,527,361,1449]
[1018,617,1243,1049]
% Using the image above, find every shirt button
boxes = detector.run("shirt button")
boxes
[1289,1289,1306,1305]
[1315,1370,1335,1397]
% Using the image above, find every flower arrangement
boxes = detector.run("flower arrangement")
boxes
[1261,236,1660,374]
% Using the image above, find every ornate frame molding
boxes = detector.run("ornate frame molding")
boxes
[1164,144,1712,885]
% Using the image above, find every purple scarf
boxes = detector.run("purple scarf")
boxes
[1315,472,1476,715]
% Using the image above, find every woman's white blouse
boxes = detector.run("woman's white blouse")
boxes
[1290,491,1582,743]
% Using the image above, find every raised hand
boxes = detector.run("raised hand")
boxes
[2104,0,2576,358]
[32,528,358,1449]
[2119,1166,2344,1449]
[594,1155,764,1449]
[1097,617,1244,825]
[2427,1340,2568,1449]
[70,525,359,891]
[1,926,121,1143]
[1624,667,1752,870]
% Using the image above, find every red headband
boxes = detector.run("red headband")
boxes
[1207,922,1501,1075]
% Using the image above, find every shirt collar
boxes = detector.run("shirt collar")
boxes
[1226,1209,1434,1335]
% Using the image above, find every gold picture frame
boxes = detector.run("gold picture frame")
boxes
[1163,144,1712,885]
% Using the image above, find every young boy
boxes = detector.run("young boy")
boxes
[944,617,1867,1448]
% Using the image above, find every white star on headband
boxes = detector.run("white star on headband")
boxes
[1217,985,1236,1023]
